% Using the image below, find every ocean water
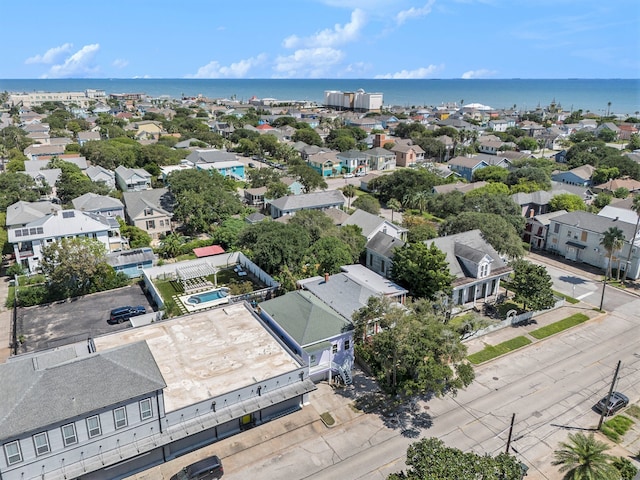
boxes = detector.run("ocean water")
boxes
[1,78,638,116]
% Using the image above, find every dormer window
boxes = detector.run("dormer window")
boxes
[479,262,490,278]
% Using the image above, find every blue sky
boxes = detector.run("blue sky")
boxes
[3,0,639,79]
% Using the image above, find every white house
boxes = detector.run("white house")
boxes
[342,209,407,242]
[115,166,152,192]
[8,210,123,273]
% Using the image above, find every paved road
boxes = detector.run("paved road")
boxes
[222,263,640,480]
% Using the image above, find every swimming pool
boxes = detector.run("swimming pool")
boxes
[187,288,229,305]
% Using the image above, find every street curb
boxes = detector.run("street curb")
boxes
[468,311,608,366]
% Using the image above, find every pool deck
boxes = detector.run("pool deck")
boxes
[178,288,230,313]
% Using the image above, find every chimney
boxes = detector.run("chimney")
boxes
[324,272,329,283]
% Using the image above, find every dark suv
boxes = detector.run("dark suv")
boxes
[170,455,224,480]
[595,391,629,416]
[108,306,146,324]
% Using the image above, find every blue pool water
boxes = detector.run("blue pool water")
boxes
[187,289,228,305]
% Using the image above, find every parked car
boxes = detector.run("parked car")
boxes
[355,171,366,177]
[595,391,629,416]
[170,455,224,480]
[248,162,256,168]
[108,305,146,324]
[343,173,354,178]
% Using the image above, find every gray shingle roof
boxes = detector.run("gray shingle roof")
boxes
[122,188,175,218]
[72,192,124,212]
[366,231,405,258]
[552,210,637,238]
[260,291,352,346]
[342,209,386,238]
[270,190,345,211]
[5,201,61,227]
[0,342,166,440]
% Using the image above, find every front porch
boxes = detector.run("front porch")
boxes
[450,276,506,315]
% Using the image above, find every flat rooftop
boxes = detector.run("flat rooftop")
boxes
[93,303,301,413]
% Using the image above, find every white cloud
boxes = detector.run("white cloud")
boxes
[283,9,365,49]
[187,54,267,78]
[273,48,345,78]
[461,68,497,79]
[25,43,73,64]
[396,0,435,25]
[43,44,100,78]
[375,64,444,79]
[112,59,129,69]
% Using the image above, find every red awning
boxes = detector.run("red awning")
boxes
[193,245,225,258]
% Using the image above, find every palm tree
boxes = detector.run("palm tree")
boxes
[600,226,626,280]
[342,184,356,209]
[552,432,619,480]
[387,198,402,223]
[622,195,640,281]
[159,232,184,259]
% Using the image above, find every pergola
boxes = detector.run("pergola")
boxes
[176,264,218,291]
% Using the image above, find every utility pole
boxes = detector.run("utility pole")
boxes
[599,277,607,311]
[506,413,515,454]
[598,360,621,430]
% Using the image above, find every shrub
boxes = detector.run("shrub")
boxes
[612,457,637,480]
[16,285,49,307]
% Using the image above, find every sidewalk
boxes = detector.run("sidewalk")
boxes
[0,276,12,363]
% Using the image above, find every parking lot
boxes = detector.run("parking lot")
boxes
[16,284,154,353]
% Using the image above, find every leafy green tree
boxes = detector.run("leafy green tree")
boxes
[352,194,381,215]
[369,169,442,204]
[265,181,290,200]
[627,133,640,151]
[549,193,588,212]
[592,167,620,185]
[472,165,509,183]
[247,167,281,188]
[40,237,110,298]
[392,242,453,299]
[510,259,555,311]
[210,217,246,250]
[288,209,336,243]
[389,437,525,480]
[516,136,538,151]
[0,172,40,209]
[238,221,310,276]
[597,129,617,142]
[289,164,328,193]
[353,297,474,396]
[336,224,366,262]
[118,218,152,248]
[552,432,619,480]
[613,187,630,199]
[291,128,323,146]
[600,226,626,280]
[593,192,612,209]
[439,212,525,259]
[307,237,353,275]
[48,158,110,205]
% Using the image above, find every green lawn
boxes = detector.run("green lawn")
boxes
[601,415,634,443]
[553,290,580,304]
[529,313,589,339]
[467,336,532,364]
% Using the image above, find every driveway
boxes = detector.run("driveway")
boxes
[16,284,153,353]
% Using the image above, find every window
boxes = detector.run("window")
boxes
[344,340,350,350]
[479,263,489,278]
[146,220,156,230]
[553,223,560,234]
[114,407,128,429]
[61,424,77,446]
[567,230,572,238]
[33,432,50,455]
[87,415,102,438]
[4,441,22,465]
[139,398,153,420]
[581,231,588,242]
[309,354,317,366]
[332,344,338,354]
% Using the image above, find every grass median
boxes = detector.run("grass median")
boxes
[529,313,589,339]
[467,336,532,364]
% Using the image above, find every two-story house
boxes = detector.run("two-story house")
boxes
[122,188,175,243]
[270,190,345,219]
[336,149,369,175]
[258,290,354,384]
[115,166,153,192]
[8,209,123,273]
[5,201,61,229]
[545,210,640,279]
[72,192,125,219]
[426,229,513,311]
[365,147,396,171]
[390,141,426,168]
[365,231,406,278]
[85,165,116,190]
[342,208,407,242]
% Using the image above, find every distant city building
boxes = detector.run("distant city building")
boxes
[324,89,383,112]
[8,90,107,108]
